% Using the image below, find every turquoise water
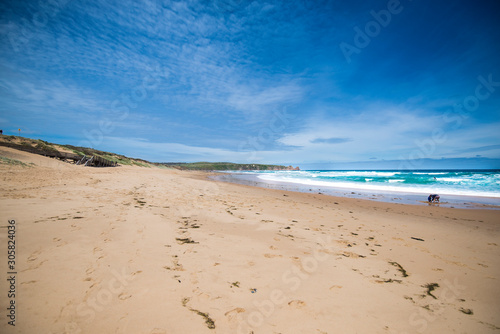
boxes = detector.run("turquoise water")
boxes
[227,170,500,198]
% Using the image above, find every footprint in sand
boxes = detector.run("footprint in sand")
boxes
[70,224,82,230]
[288,300,306,309]
[118,292,132,300]
[23,259,47,271]
[264,253,282,258]
[336,240,351,247]
[224,307,245,321]
[27,250,41,262]
[339,251,366,258]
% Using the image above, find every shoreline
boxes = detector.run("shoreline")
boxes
[211,172,500,210]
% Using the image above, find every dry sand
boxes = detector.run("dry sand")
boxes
[1,146,499,334]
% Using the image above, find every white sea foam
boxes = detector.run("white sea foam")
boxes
[256,174,500,198]
[438,177,468,182]
[415,172,447,175]
[317,171,400,177]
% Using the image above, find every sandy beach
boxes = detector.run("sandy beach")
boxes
[1,146,499,334]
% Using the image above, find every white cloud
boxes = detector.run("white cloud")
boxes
[275,106,467,162]
[224,82,305,118]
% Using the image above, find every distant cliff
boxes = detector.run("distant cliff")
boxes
[159,162,300,171]
[266,165,300,171]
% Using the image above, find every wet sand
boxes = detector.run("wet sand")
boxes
[1,146,500,333]
[213,172,500,209]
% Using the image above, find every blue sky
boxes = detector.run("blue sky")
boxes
[1,0,499,168]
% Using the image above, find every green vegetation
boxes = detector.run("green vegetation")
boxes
[0,156,32,167]
[133,161,151,168]
[35,140,59,154]
[159,161,296,171]
[1,135,16,141]
[0,136,66,157]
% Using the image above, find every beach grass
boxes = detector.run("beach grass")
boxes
[0,156,33,167]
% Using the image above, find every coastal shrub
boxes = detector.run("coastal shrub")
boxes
[35,141,58,152]
[2,135,16,141]
[0,156,31,167]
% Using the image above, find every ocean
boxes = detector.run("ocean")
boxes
[214,169,500,209]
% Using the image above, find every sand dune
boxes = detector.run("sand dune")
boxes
[1,147,499,333]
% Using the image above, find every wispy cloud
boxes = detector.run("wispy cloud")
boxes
[452,144,500,154]
[311,137,352,144]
